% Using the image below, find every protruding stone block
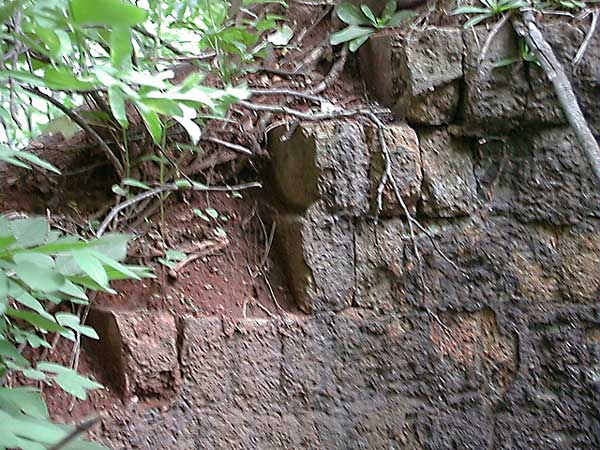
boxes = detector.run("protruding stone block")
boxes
[359,28,463,125]
[274,202,355,313]
[419,128,477,217]
[86,309,179,400]
[269,122,369,215]
[462,25,529,130]
[367,123,422,217]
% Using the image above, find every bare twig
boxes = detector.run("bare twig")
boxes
[48,416,101,450]
[239,100,375,121]
[250,88,324,104]
[167,238,229,278]
[573,9,599,68]
[201,136,253,155]
[23,87,125,178]
[512,10,600,186]
[478,13,511,66]
[97,181,261,237]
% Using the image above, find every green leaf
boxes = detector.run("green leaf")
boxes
[451,5,493,14]
[463,13,493,28]
[70,0,147,27]
[110,26,133,69]
[330,25,374,45]
[136,104,163,144]
[5,308,64,332]
[382,0,397,20]
[349,33,372,52]
[360,5,378,25]
[37,363,103,400]
[44,68,97,92]
[267,25,294,46]
[205,208,219,219]
[0,387,49,419]
[93,251,141,281]
[336,2,369,25]
[0,338,29,366]
[55,313,99,339]
[72,250,108,288]
[122,178,150,190]
[386,9,417,26]
[14,261,65,293]
[10,217,49,248]
[108,87,129,128]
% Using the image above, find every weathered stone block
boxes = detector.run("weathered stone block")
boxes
[367,123,422,217]
[269,122,369,215]
[397,27,464,96]
[359,29,462,125]
[462,25,529,130]
[559,221,600,303]
[86,308,179,399]
[418,128,477,217]
[274,202,355,312]
[475,127,600,224]
[355,219,406,311]
[395,28,463,125]
[402,81,461,126]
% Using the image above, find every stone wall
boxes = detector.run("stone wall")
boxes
[97,22,600,449]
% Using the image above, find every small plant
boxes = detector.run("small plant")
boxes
[451,0,528,28]
[330,0,417,52]
[0,214,151,449]
[493,39,540,67]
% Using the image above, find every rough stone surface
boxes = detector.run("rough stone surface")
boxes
[462,25,529,130]
[396,27,464,97]
[86,309,179,399]
[367,122,422,216]
[474,127,600,224]
[403,81,461,126]
[355,219,406,311]
[269,122,370,215]
[274,202,355,313]
[419,127,477,217]
[394,28,463,124]
[96,21,600,450]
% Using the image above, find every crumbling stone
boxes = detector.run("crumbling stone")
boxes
[419,127,477,217]
[86,308,179,400]
[462,25,529,130]
[274,202,355,312]
[367,122,422,217]
[269,121,369,215]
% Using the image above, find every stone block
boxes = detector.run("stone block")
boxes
[418,128,477,217]
[476,127,600,224]
[394,27,463,125]
[269,121,369,215]
[355,219,406,311]
[462,25,529,130]
[397,27,464,96]
[359,28,462,125]
[559,221,600,303]
[403,81,461,126]
[367,123,422,217]
[274,202,355,312]
[86,308,179,399]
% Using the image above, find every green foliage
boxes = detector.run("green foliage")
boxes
[493,39,540,68]
[0,214,152,449]
[330,0,417,52]
[0,0,285,150]
[451,0,528,28]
